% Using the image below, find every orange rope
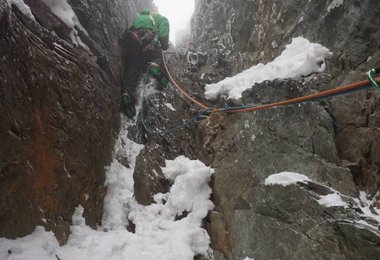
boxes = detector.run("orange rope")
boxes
[162,51,209,109]
[224,76,380,113]
[162,51,379,114]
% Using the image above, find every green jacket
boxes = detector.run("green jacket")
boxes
[132,10,170,50]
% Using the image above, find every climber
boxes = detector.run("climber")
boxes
[119,8,170,118]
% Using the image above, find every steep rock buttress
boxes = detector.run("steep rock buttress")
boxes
[0,0,153,243]
[190,0,380,259]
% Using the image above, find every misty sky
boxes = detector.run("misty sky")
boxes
[153,0,195,43]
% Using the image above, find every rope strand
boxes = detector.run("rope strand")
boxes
[161,50,209,109]
[136,52,380,136]
[162,50,380,114]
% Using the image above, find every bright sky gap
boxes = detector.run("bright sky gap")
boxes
[153,0,195,44]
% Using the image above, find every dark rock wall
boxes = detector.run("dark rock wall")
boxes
[206,78,380,259]
[193,0,380,69]
[191,0,380,259]
[192,0,380,194]
[0,0,152,243]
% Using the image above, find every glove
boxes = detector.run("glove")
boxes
[148,63,169,88]
[158,75,169,88]
[121,93,136,118]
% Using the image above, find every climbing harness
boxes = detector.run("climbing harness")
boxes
[140,52,380,136]
[128,28,158,53]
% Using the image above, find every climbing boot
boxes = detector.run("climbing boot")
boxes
[121,93,136,118]
[148,62,169,88]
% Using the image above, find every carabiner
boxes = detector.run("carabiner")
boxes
[367,68,380,92]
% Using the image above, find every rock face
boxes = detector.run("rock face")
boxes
[193,0,380,68]
[127,70,380,260]
[207,78,380,259]
[189,0,380,259]
[0,0,153,243]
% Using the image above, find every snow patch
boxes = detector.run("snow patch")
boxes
[271,40,278,49]
[205,37,332,100]
[265,172,311,186]
[317,193,348,208]
[165,103,176,111]
[162,155,213,182]
[266,173,380,229]
[134,78,160,117]
[102,116,144,230]
[161,156,214,220]
[61,155,214,260]
[7,0,35,21]
[71,205,86,226]
[0,116,214,259]
[354,191,380,225]
[41,0,89,49]
[0,226,59,260]
[41,0,86,32]
[327,0,344,12]
[244,120,250,129]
